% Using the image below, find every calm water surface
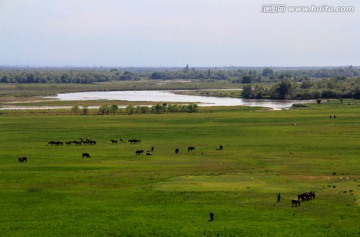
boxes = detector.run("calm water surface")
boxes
[49,90,313,109]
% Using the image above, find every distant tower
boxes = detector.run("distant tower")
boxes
[184,64,189,72]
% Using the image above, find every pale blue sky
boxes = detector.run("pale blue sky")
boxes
[0,0,359,67]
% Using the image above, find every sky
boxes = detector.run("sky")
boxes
[0,0,359,67]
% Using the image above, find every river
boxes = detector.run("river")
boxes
[46,90,312,110]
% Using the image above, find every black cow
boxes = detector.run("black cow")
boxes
[82,153,90,158]
[188,146,195,152]
[299,191,316,200]
[175,148,179,154]
[136,150,144,155]
[292,199,300,207]
[110,139,117,144]
[18,156,27,162]
[129,139,141,144]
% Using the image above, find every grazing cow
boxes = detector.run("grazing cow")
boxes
[65,141,72,145]
[298,191,315,201]
[216,145,223,150]
[129,139,141,144]
[110,139,117,144]
[292,199,300,207]
[146,152,152,156]
[82,153,90,158]
[135,150,144,155]
[175,148,179,154]
[89,140,96,145]
[18,156,27,162]
[188,146,195,152]
[298,193,309,201]
[73,141,82,146]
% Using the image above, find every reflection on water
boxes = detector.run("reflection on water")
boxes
[47,90,313,109]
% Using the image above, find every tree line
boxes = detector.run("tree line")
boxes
[1,66,359,84]
[0,68,139,84]
[125,103,198,114]
[1,66,360,100]
[241,77,360,99]
[71,103,199,115]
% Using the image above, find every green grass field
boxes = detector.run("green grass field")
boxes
[1,100,360,236]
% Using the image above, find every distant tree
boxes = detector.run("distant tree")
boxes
[154,104,163,114]
[187,103,198,113]
[99,105,111,115]
[110,104,119,114]
[301,80,314,89]
[1,75,9,83]
[168,104,180,112]
[262,68,274,77]
[241,85,252,98]
[242,75,253,84]
[321,89,337,98]
[139,106,149,114]
[254,85,265,99]
[353,88,360,99]
[271,80,292,99]
[82,106,89,115]
[126,105,134,115]
[150,72,162,79]
[119,71,134,80]
[71,105,80,115]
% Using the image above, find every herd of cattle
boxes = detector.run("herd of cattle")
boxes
[292,191,316,207]
[18,137,225,162]
[45,137,211,158]
[18,137,317,207]
[48,137,96,146]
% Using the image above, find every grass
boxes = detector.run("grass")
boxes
[0,100,360,236]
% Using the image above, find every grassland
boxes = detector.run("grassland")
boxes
[0,100,360,236]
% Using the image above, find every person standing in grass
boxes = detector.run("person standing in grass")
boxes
[277,193,281,202]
